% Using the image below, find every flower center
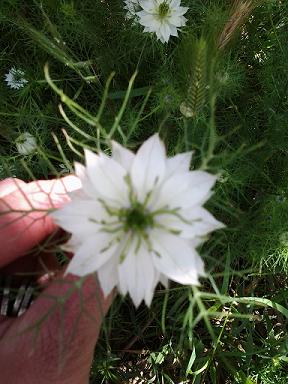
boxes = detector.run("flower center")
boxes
[123,203,153,233]
[158,2,170,19]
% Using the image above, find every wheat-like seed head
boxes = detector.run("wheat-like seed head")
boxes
[218,0,255,50]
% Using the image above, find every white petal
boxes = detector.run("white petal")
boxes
[74,161,85,179]
[184,207,225,236]
[156,30,164,42]
[151,172,191,209]
[138,14,160,30]
[170,0,181,7]
[173,7,189,17]
[111,141,135,171]
[85,149,129,205]
[168,24,178,37]
[145,268,160,306]
[166,151,192,177]
[159,23,171,42]
[131,134,166,202]
[137,10,149,18]
[168,15,183,27]
[51,199,105,236]
[139,0,154,12]
[154,171,217,210]
[74,162,95,198]
[159,273,169,288]
[186,171,217,207]
[155,207,224,239]
[61,235,82,253]
[66,233,117,276]
[97,258,118,296]
[189,238,204,248]
[150,229,205,285]
[118,240,156,307]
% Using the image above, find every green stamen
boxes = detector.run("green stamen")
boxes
[158,2,170,19]
[123,203,154,233]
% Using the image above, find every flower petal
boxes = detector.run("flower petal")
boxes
[168,24,178,37]
[111,141,135,171]
[159,22,171,42]
[153,171,217,210]
[66,233,118,276]
[155,207,224,239]
[74,162,95,198]
[139,0,155,12]
[170,0,181,7]
[85,149,129,205]
[138,13,161,30]
[51,199,106,236]
[183,207,224,237]
[150,229,205,285]
[97,258,118,296]
[118,240,156,307]
[167,15,184,27]
[131,134,166,202]
[166,151,192,177]
[159,273,169,288]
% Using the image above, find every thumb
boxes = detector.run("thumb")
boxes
[1,273,113,384]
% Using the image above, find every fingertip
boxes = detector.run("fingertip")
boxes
[0,178,26,198]
[29,176,81,196]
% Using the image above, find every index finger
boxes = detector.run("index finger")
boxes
[0,176,81,267]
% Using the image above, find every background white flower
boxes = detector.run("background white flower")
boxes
[52,134,224,307]
[124,0,141,19]
[137,0,188,43]
[16,132,37,155]
[4,67,28,89]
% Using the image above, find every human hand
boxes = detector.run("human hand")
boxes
[0,177,113,384]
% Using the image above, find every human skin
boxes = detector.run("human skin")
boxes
[0,177,113,384]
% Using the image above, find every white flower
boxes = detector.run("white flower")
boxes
[16,132,37,155]
[124,0,141,19]
[4,67,28,90]
[137,0,188,43]
[52,134,224,307]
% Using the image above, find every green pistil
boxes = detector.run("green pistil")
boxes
[122,203,154,233]
[158,2,170,19]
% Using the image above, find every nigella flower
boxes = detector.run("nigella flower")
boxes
[4,67,28,90]
[52,134,224,307]
[137,0,188,43]
[124,0,141,19]
[15,132,37,155]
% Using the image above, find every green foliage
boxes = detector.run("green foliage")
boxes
[0,0,288,382]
